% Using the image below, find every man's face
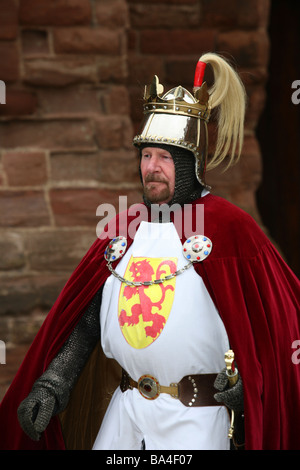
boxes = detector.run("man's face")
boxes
[140,147,175,204]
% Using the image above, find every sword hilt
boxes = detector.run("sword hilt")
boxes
[225,349,238,387]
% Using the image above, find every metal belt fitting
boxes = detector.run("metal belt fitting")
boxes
[120,369,219,407]
[138,374,179,400]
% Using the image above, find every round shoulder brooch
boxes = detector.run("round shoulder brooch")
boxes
[104,236,127,262]
[182,235,212,262]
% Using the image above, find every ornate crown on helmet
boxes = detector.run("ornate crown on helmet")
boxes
[133,54,246,189]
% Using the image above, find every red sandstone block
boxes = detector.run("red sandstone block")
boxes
[140,29,216,55]
[0,273,69,316]
[98,56,128,83]
[128,86,144,123]
[102,85,131,116]
[2,151,48,186]
[0,90,38,117]
[95,115,133,150]
[0,0,18,39]
[49,188,122,227]
[201,0,270,29]
[0,41,19,82]
[37,87,102,116]
[53,27,121,55]
[0,119,96,151]
[129,3,199,29]
[127,54,165,85]
[95,0,130,28]
[19,0,91,26]
[201,0,247,28]
[165,59,200,86]
[23,58,98,87]
[98,150,140,184]
[25,229,95,271]
[0,190,50,227]
[0,232,26,270]
[127,30,137,51]
[50,187,142,227]
[50,152,102,182]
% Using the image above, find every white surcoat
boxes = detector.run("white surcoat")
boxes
[93,221,230,450]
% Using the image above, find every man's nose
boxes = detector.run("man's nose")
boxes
[147,155,161,172]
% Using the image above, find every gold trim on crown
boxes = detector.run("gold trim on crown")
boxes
[142,75,210,122]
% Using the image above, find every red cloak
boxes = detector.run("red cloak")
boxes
[0,194,299,450]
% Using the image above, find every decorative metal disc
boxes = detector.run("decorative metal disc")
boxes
[104,236,127,262]
[182,235,212,262]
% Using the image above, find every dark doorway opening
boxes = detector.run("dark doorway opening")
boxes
[256,0,300,277]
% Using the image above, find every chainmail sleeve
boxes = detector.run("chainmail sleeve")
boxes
[17,288,103,441]
[41,287,103,413]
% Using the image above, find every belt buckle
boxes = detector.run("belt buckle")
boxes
[138,374,160,400]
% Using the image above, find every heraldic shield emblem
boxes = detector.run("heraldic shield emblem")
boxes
[118,256,177,349]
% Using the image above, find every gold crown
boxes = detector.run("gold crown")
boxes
[142,75,210,121]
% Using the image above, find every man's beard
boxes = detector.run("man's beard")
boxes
[143,173,172,204]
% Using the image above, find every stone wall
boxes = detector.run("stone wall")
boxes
[0,0,270,397]
[0,0,141,348]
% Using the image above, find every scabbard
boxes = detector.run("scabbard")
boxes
[224,349,245,450]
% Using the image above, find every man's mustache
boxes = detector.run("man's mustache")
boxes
[144,173,169,184]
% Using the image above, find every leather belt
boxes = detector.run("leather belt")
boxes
[120,369,220,407]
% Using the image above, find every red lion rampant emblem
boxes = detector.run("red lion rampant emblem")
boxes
[118,257,177,348]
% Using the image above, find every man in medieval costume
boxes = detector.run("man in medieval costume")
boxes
[0,53,299,451]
